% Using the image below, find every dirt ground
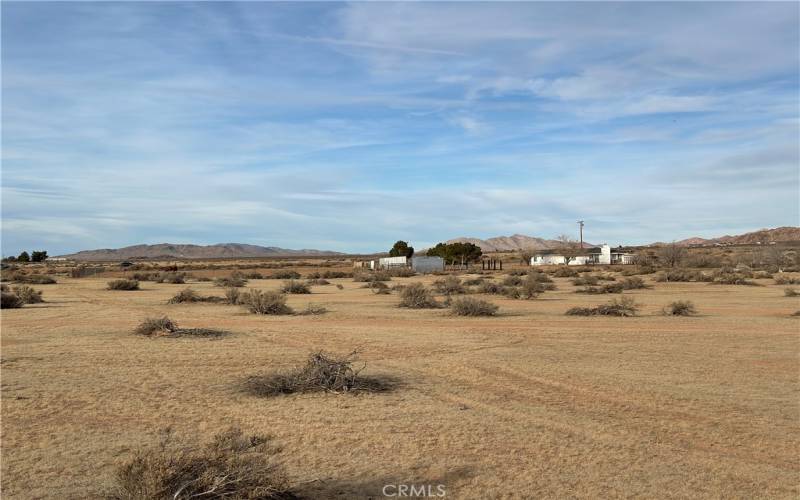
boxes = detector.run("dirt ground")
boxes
[2,271,798,498]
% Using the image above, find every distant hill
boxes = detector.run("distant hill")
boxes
[59,243,343,261]
[658,227,800,246]
[446,234,594,252]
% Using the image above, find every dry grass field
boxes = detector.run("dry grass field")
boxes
[2,268,799,498]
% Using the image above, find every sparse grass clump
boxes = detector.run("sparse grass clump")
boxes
[432,276,465,295]
[1,292,23,309]
[243,351,391,396]
[502,275,523,287]
[306,278,330,286]
[13,274,57,284]
[241,290,294,315]
[620,277,649,290]
[107,427,295,500]
[388,267,415,278]
[576,282,624,294]
[572,276,599,286]
[365,281,391,294]
[478,281,506,295]
[450,297,499,316]
[663,300,698,316]
[225,287,242,305]
[167,288,225,304]
[108,279,140,291]
[462,277,485,286]
[243,271,264,279]
[133,316,228,338]
[566,297,639,317]
[398,283,440,309]
[214,276,247,288]
[12,285,43,304]
[655,269,705,283]
[299,303,327,315]
[774,275,800,285]
[784,288,800,297]
[353,271,391,282]
[281,280,311,294]
[552,267,579,278]
[154,272,186,284]
[711,273,759,286]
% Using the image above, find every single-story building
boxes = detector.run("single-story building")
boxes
[378,256,408,269]
[531,244,635,266]
[353,260,376,270]
[411,256,444,273]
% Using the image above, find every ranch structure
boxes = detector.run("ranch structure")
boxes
[531,244,636,266]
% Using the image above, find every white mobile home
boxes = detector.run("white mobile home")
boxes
[378,256,408,269]
[531,244,635,266]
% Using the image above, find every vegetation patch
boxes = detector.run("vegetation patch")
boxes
[784,288,799,297]
[241,290,294,315]
[154,272,186,284]
[214,275,247,288]
[353,271,391,282]
[398,283,440,309]
[774,275,800,285]
[1,292,23,309]
[551,267,579,278]
[10,273,57,285]
[107,427,296,500]
[133,316,228,338]
[566,297,639,317]
[243,351,394,396]
[108,279,140,291]
[12,285,43,304]
[281,280,311,294]
[298,303,328,315]
[450,297,499,316]
[576,283,624,294]
[269,270,301,280]
[167,288,225,304]
[620,277,649,290]
[662,301,698,316]
[432,276,466,295]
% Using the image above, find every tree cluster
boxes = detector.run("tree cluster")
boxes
[388,240,414,258]
[426,242,482,264]
[4,250,48,263]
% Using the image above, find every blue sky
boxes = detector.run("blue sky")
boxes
[2,1,798,255]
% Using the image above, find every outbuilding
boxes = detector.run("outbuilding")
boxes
[411,256,444,273]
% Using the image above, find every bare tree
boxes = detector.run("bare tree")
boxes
[519,249,534,265]
[658,242,686,268]
[763,245,786,269]
[556,234,581,265]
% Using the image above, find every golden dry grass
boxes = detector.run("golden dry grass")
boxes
[1,272,799,498]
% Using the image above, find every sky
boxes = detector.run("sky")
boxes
[2,1,799,255]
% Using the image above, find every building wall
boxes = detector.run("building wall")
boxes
[378,256,408,269]
[411,256,444,273]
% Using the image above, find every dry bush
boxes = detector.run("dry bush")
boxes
[353,271,391,282]
[108,279,140,291]
[1,292,23,309]
[134,317,178,336]
[214,276,247,288]
[225,287,242,305]
[243,351,393,396]
[308,270,351,279]
[450,296,499,316]
[753,270,773,279]
[298,303,327,315]
[432,276,465,295]
[12,285,43,304]
[134,316,228,338]
[398,283,440,308]
[388,267,415,278]
[783,288,799,297]
[462,277,485,286]
[566,297,639,317]
[663,301,697,316]
[306,278,330,286]
[243,271,264,279]
[167,288,225,304]
[502,275,523,287]
[654,269,707,283]
[281,280,311,294]
[576,282,624,294]
[131,272,159,281]
[365,281,391,294]
[70,266,104,278]
[527,271,553,283]
[552,267,579,277]
[269,270,301,280]
[241,290,294,315]
[519,278,548,299]
[107,427,295,500]
[572,276,599,286]
[479,282,507,295]
[155,272,186,284]
[621,277,649,290]
[14,274,57,284]
[335,284,344,290]
[774,275,800,285]
[684,254,723,268]
[711,272,759,286]
[502,287,521,299]
[0,283,7,291]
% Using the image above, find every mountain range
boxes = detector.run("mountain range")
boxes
[445,234,592,252]
[60,243,342,261]
[668,226,800,246]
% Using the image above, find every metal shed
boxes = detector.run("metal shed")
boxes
[378,256,408,269]
[411,256,444,273]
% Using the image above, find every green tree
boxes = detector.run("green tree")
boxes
[31,250,48,262]
[426,242,482,265]
[17,251,30,262]
[389,240,414,258]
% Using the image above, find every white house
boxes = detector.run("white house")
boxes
[531,244,635,266]
[378,256,408,269]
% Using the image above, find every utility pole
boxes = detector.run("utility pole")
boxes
[577,220,584,249]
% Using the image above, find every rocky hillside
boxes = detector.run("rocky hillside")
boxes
[672,227,800,246]
[447,234,593,252]
[60,243,342,261]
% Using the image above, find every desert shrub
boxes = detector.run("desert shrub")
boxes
[388,267,415,278]
[108,279,140,291]
[1,292,23,309]
[566,297,639,317]
[572,276,599,286]
[432,276,465,295]
[684,254,723,268]
[365,281,391,294]
[306,278,330,286]
[662,300,697,316]
[774,275,800,285]
[107,427,294,500]
[155,272,185,284]
[620,277,649,290]
[502,275,523,287]
[526,271,553,283]
[783,288,799,297]
[576,282,624,294]
[462,277,485,286]
[241,290,293,315]
[281,280,311,294]
[594,274,616,281]
[134,317,178,336]
[299,303,327,315]
[502,287,521,299]
[519,278,547,299]
[131,272,159,281]
[479,282,506,295]
[310,270,351,279]
[167,288,201,304]
[753,270,773,279]
[0,283,7,291]
[214,276,247,288]
[450,297,499,316]
[711,273,759,286]
[225,287,242,305]
[14,274,57,284]
[243,271,264,279]
[398,283,440,309]
[552,267,579,277]
[353,271,391,282]
[269,270,301,280]
[654,269,704,282]
[12,285,43,304]
[243,351,392,396]
[335,284,344,290]
[70,266,104,278]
